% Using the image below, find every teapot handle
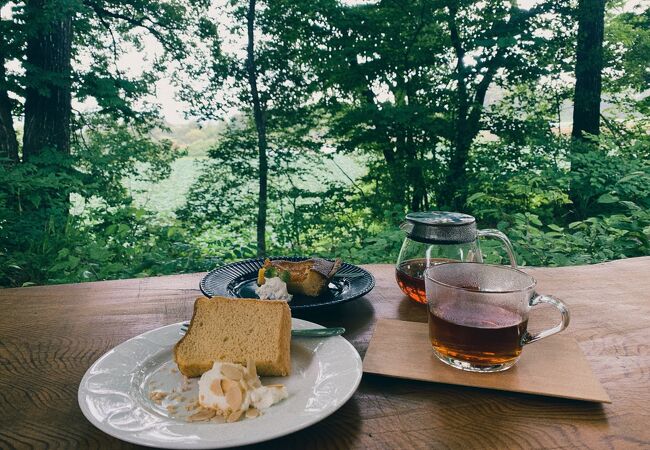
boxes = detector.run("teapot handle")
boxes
[477,229,517,267]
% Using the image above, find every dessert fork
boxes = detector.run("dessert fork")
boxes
[179,322,345,338]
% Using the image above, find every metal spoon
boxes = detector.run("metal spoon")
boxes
[179,322,345,338]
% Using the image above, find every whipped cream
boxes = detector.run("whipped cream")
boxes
[250,385,288,410]
[255,277,293,302]
[198,361,288,418]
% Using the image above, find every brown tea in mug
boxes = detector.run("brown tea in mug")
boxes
[396,258,456,304]
[428,300,528,365]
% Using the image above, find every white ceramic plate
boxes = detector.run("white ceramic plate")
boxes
[78,319,362,449]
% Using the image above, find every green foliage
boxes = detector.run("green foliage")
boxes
[0,119,213,286]
[467,131,650,267]
[1,0,649,288]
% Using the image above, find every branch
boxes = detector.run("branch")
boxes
[346,55,396,164]
[466,1,559,126]
[331,157,367,199]
[600,113,631,139]
[403,0,428,62]
[482,1,560,42]
[83,1,177,54]
[0,48,19,163]
[473,50,505,105]
[446,2,465,73]
[94,12,121,76]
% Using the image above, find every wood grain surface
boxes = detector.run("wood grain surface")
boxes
[1,258,649,449]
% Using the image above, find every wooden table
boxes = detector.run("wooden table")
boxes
[1,258,649,449]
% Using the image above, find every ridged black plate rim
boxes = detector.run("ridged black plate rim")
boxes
[199,256,375,310]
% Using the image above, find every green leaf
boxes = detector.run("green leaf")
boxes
[27,193,41,208]
[466,192,487,203]
[526,214,543,226]
[597,193,619,204]
[619,201,641,210]
[68,256,80,269]
[279,270,291,283]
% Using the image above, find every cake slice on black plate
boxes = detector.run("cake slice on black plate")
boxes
[257,258,342,297]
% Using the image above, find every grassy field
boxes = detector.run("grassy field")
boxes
[127,122,367,223]
[127,156,208,221]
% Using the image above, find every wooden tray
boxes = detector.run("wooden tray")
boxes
[363,319,610,403]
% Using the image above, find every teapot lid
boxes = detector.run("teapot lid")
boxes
[401,211,477,244]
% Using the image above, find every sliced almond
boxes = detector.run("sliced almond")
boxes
[265,384,285,389]
[227,409,243,423]
[149,391,167,401]
[246,358,257,379]
[245,408,260,418]
[210,379,223,396]
[221,364,243,381]
[221,378,238,393]
[187,408,216,422]
[225,385,243,411]
[211,415,226,424]
[247,378,262,390]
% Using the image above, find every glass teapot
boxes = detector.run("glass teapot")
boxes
[395,211,517,304]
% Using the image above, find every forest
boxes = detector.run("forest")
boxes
[0,0,648,287]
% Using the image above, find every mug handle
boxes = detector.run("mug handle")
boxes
[477,229,517,267]
[523,294,571,345]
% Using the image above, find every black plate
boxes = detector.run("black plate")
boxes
[199,256,375,310]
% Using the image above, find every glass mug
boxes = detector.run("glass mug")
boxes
[396,212,517,304]
[425,263,570,372]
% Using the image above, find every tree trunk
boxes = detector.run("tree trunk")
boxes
[572,0,605,140]
[0,43,18,162]
[345,56,407,209]
[246,0,268,257]
[22,0,73,160]
[439,2,470,211]
[440,123,472,211]
[394,78,427,212]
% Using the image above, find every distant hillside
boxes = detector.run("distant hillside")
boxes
[152,122,227,157]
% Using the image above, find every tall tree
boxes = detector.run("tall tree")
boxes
[438,1,565,210]
[0,9,20,162]
[178,0,333,255]
[22,0,74,160]
[0,52,18,163]
[288,0,567,211]
[0,0,208,286]
[572,0,606,139]
[245,0,268,257]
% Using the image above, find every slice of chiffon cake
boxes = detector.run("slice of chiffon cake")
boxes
[174,296,291,377]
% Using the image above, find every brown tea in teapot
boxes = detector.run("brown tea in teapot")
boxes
[395,258,456,304]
